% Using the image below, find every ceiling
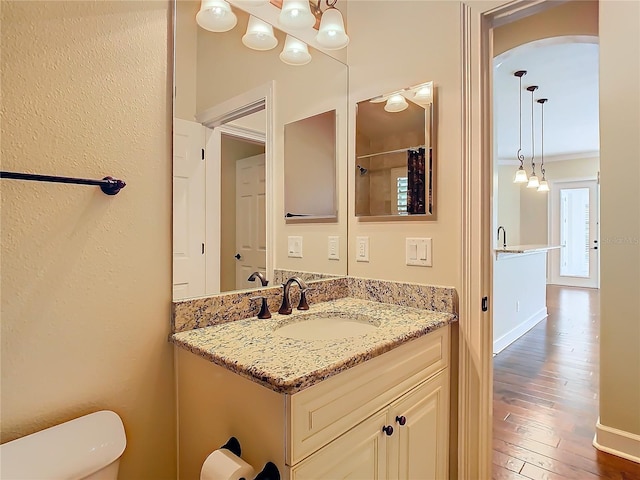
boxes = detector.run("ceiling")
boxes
[494,39,599,163]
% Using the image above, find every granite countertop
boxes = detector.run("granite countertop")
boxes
[495,244,561,254]
[171,297,455,395]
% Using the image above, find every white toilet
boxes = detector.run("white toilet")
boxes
[0,410,126,480]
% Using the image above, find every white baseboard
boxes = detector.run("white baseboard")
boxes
[594,418,640,464]
[493,307,547,355]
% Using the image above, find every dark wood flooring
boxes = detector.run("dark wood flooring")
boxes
[492,285,640,480]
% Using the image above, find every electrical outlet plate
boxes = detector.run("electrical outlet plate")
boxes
[406,238,432,266]
[288,236,303,258]
[328,236,339,260]
[356,236,369,262]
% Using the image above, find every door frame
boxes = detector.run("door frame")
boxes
[460,1,558,477]
[196,83,274,295]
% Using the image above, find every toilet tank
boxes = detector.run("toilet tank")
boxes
[0,410,126,480]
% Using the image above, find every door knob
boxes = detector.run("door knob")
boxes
[381,425,394,436]
[234,253,241,260]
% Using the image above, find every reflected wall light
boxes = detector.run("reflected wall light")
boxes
[279,34,312,65]
[242,15,278,50]
[513,70,529,184]
[384,94,409,112]
[279,0,316,29]
[196,0,238,32]
[370,82,433,113]
[315,2,349,49]
[526,85,540,188]
[537,98,550,192]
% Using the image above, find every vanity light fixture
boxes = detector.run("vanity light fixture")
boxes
[513,70,529,184]
[279,0,316,29]
[315,1,349,50]
[279,34,312,65]
[384,93,409,113]
[242,15,278,50]
[537,98,550,192]
[196,0,238,32]
[526,85,540,189]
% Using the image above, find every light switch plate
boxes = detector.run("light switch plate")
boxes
[328,236,339,260]
[356,236,369,262]
[406,238,432,266]
[288,236,303,258]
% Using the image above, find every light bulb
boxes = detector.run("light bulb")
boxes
[279,35,311,65]
[527,174,540,188]
[196,0,237,32]
[279,0,315,29]
[242,15,278,50]
[513,166,528,184]
[384,94,408,113]
[316,8,349,50]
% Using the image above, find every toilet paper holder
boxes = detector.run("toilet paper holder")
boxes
[220,437,280,480]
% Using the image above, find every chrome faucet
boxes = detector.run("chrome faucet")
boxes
[278,276,309,315]
[247,271,269,287]
[497,226,507,249]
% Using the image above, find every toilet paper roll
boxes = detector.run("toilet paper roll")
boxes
[200,448,256,480]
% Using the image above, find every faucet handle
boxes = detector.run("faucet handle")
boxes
[297,288,310,311]
[249,296,271,319]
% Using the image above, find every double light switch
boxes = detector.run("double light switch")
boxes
[406,238,432,266]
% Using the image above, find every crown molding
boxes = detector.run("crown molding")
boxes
[497,150,600,165]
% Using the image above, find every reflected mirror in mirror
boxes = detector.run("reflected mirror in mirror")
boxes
[355,82,435,218]
[284,110,336,222]
[172,1,348,300]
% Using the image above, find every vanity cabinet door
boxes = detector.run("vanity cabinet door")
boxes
[290,409,388,480]
[387,370,449,480]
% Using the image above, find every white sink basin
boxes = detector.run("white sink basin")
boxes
[274,312,379,341]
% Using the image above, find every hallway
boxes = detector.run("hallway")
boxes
[492,285,640,479]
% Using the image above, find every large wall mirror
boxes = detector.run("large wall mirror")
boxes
[172,1,348,300]
[355,82,435,218]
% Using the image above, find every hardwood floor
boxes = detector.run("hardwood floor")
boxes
[492,285,640,480]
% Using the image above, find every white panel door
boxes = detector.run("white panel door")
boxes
[235,154,266,290]
[550,180,599,288]
[173,118,206,299]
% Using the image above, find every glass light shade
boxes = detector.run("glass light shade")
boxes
[242,16,278,50]
[384,94,409,113]
[513,166,528,183]
[527,173,540,188]
[237,0,269,5]
[537,179,549,192]
[279,0,315,29]
[196,0,237,32]
[279,35,311,65]
[315,8,349,50]
[413,85,432,104]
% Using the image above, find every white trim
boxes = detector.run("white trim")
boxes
[497,150,600,165]
[594,419,640,464]
[493,307,547,355]
[202,82,275,293]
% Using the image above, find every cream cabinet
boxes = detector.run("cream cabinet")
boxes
[176,325,450,480]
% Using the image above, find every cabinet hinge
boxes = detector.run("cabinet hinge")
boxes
[201,243,205,255]
[481,296,488,312]
[201,148,205,160]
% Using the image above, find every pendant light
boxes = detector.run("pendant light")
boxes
[279,35,311,65]
[537,98,550,192]
[279,0,316,29]
[316,5,349,50]
[513,70,528,183]
[526,85,540,188]
[242,15,278,50]
[196,0,237,32]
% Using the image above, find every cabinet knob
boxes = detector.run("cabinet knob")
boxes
[382,425,394,436]
[395,415,407,426]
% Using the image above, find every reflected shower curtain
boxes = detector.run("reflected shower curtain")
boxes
[407,147,426,214]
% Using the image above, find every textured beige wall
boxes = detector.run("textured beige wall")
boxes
[347,1,461,288]
[599,0,640,437]
[0,2,176,479]
[175,0,199,121]
[497,165,522,246]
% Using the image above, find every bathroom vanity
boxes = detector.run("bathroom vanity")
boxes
[173,293,454,480]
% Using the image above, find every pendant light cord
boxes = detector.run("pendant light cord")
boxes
[527,85,539,175]
[515,71,527,167]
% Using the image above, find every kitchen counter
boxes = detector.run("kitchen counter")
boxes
[495,244,561,255]
[171,297,455,394]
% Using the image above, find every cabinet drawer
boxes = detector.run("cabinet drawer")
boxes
[287,326,449,465]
